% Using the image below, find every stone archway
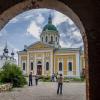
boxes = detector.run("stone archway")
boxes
[0,0,90,100]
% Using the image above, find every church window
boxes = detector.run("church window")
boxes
[68,62,72,71]
[56,37,57,41]
[46,62,49,71]
[31,62,33,70]
[51,36,53,42]
[23,62,25,70]
[59,62,62,71]
[42,37,43,42]
[46,36,48,42]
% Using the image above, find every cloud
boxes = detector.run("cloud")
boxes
[0,29,8,37]
[0,45,4,55]
[9,17,19,23]
[53,11,68,26]
[55,17,83,48]
[0,33,2,37]
[67,19,74,25]
[60,40,71,48]
[72,30,82,37]
[26,21,42,39]
[23,15,33,20]
[35,14,45,25]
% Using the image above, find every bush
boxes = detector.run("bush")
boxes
[64,77,84,82]
[39,75,51,82]
[71,78,82,82]
[0,63,27,87]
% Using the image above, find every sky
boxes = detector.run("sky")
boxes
[0,9,83,61]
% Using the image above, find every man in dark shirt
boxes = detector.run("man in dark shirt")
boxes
[29,72,33,86]
[57,74,63,95]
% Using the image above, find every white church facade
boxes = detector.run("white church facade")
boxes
[0,43,16,68]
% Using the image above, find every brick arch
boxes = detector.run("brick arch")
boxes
[0,0,85,33]
[0,0,91,100]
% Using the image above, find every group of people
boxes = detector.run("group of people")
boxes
[29,72,39,86]
[28,72,63,95]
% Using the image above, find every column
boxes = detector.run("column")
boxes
[76,52,80,78]
[54,55,55,74]
[27,52,29,75]
[34,53,37,75]
[50,51,53,76]
[42,53,44,75]
[18,55,21,67]
[62,58,64,76]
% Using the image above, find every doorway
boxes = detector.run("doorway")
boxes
[37,65,42,75]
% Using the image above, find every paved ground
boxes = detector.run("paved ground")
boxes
[0,82,86,100]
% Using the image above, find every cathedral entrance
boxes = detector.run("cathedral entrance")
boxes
[37,65,42,75]
[37,61,42,75]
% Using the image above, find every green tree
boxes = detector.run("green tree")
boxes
[0,63,27,87]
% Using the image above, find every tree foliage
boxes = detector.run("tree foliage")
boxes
[0,63,27,87]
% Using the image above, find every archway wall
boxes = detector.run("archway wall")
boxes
[0,0,89,99]
[0,0,85,34]
[0,0,97,100]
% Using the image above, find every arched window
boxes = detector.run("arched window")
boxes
[46,62,49,71]
[31,62,33,70]
[45,36,48,42]
[56,37,57,41]
[51,36,53,42]
[59,62,62,71]
[23,62,25,70]
[42,37,43,42]
[68,62,72,71]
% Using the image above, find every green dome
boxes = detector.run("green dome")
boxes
[43,23,58,32]
[43,15,58,32]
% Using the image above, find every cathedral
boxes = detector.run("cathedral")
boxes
[18,16,85,78]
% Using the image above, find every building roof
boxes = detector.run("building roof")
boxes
[54,48,81,53]
[18,50,27,54]
[43,24,58,32]
[27,41,54,49]
[18,41,54,54]
[18,41,82,54]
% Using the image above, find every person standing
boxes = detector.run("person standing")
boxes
[57,74,63,95]
[51,73,55,82]
[35,74,38,86]
[29,72,33,86]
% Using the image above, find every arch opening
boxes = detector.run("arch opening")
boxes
[0,0,89,100]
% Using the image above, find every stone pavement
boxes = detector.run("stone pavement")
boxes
[0,82,86,100]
